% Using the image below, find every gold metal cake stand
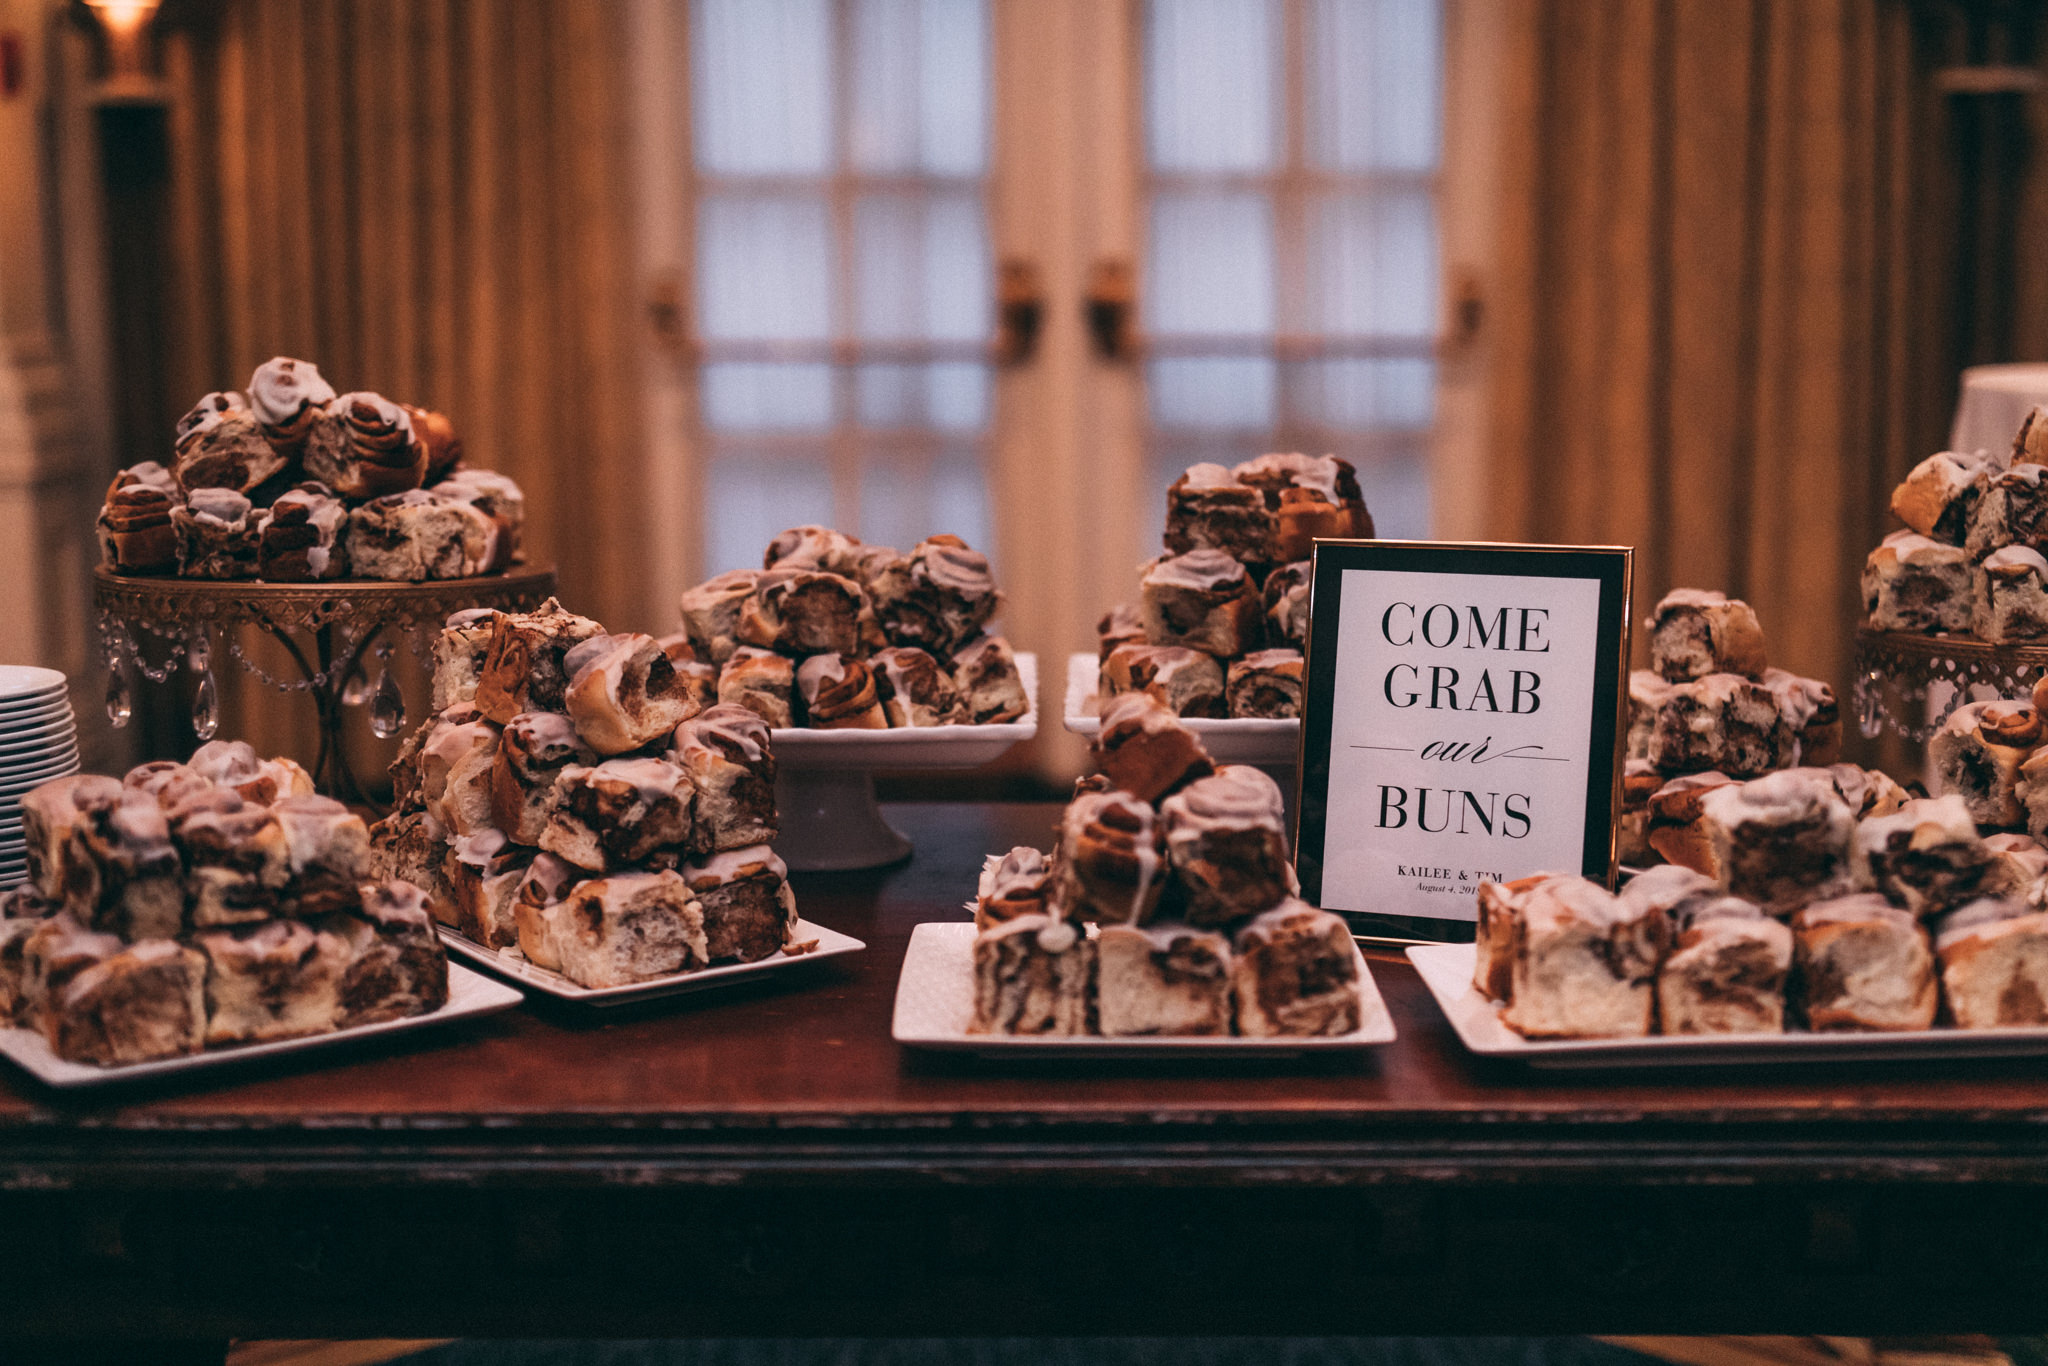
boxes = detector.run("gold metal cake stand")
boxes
[93,566,557,806]
[1852,627,2048,743]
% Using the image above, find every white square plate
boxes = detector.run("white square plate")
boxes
[0,961,522,1090]
[892,919,1395,1056]
[437,917,865,1007]
[769,654,1037,771]
[1062,654,1299,766]
[1407,941,2048,1067]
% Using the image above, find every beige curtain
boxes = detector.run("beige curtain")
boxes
[158,0,650,769]
[1481,0,1947,740]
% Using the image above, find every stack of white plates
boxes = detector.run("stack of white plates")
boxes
[0,666,79,891]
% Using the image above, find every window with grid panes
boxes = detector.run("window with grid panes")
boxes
[690,0,994,579]
[1143,0,1441,540]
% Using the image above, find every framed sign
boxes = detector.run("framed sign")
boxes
[1294,540,1633,945]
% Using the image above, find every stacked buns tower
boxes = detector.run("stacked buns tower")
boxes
[1622,589,1846,868]
[968,691,1360,1037]
[677,525,1028,731]
[373,598,802,989]
[1093,452,1375,721]
[1867,405,2048,640]
[97,356,525,583]
[1477,613,2048,1040]
[4,742,448,1066]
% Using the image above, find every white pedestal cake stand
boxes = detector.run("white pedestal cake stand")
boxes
[771,652,1038,872]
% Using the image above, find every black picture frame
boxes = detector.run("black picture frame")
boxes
[1293,539,1634,945]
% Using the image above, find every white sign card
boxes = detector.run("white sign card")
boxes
[1293,541,1632,944]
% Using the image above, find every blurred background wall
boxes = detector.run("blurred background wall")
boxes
[0,0,2041,785]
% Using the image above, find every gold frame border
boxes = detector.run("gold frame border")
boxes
[1295,537,1636,944]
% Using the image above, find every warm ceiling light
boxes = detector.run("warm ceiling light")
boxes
[82,0,160,40]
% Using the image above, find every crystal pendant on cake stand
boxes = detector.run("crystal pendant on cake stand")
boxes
[93,567,558,809]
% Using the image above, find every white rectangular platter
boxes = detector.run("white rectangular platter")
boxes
[1062,653,1298,766]
[1408,942,2048,1068]
[892,919,1395,1057]
[0,962,522,1090]
[770,653,1037,771]
[438,917,865,1007]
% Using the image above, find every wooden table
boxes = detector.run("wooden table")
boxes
[5,803,2048,1349]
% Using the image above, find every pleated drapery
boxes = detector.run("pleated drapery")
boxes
[158,0,649,768]
[1481,0,1945,721]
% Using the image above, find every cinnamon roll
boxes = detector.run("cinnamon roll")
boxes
[1054,789,1167,925]
[1096,921,1233,1037]
[562,632,707,755]
[1159,765,1295,927]
[679,568,762,666]
[797,652,888,729]
[172,391,286,496]
[763,524,866,576]
[472,597,607,722]
[1974,545,2048,643]
[1793,895,1937,1031]
[1092,691,1214,804]
[716,646,798,729]
[866,535,1003,657]
[1969,462,2048,559]
[670,704,778,852]
[540,758,696,872]
[1099,642,1225,719]
[1851,794,1994,920]
[431,608,505,712]
[1229,900,1363,1037]
[1225,648,1303,720]
[327,879,451,1026]
[1261,560,1311,651]
[1097,601,1147,663]
[1862,530,1972,634]
[195,919,350,1044]
[952,634,1029,724]
[973,846,1056,931]
[489,710,597,845]
[1164,463,1278,566]
[870,646,962,726]
[1139,549,1263,658]
[245,356,337,457]
[431,466,522,568]
[1646,589,1768,682]
[43,939,207,1066]
[1698,769,1856,916]
[738,568,872,658]
[1892,450,1995,544]
[404,406,466,485]
[98,464,182,575]
[550,870,708,987]
[1930,699,2043,828]
[257,482,349,581]
[970,914,1094,1035]
[510,853,582,971]
[308,392,427,500]
[173,487,261,579]
[680,844,796,964]
[1231,452,1373,556]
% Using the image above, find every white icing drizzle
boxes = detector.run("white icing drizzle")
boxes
[586,757,689,802]
[1654,587,1732,613]
[674,704,770,763]
[1178,462,1241,491]
[1143,548,1248,593]
[452,826,509,867]
[796,652,853,700]
[1161,764,1286,832]
[915,538,995,595]
[334,391,415,439]
[188,739,261,786]
[185,488,253,526]
[977,846,1049,900]
[1233,452,1343,502]
[175,392,246,445]
[1985,544,2048,578]
[683,843,789,887]
[246,357,336,427]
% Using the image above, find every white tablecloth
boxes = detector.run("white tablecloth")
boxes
[1950,363,2048,457]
